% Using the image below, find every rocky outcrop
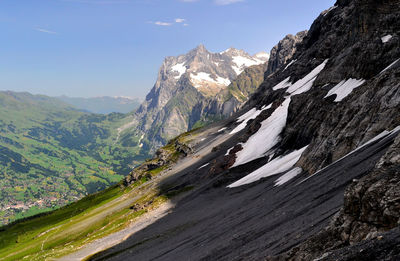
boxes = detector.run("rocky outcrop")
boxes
[269,131,400,260]
[265,30,307,76]
[123,135,193,186]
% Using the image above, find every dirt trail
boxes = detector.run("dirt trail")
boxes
[58,202,174,261]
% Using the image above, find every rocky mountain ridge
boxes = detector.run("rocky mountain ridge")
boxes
[119,45,270,152]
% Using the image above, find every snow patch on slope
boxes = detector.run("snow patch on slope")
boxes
[171,63,186,79]
[380,58,399,74]
[232,60,328,167]
[232,55,265,75]
[230,104,272,135]
[272,77,292,91]
[274,167,303,186]
[381,35,393,43]
[298,126,400,185]
[228,146,308,188]
[286,59,328,95]
[233,98,291,167]
[190,72,231,88]
[324,79,365,102]
[283,60,296,71]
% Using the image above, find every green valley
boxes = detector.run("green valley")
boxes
[0,91,149,225]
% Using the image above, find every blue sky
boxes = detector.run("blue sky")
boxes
[0,0,335,98]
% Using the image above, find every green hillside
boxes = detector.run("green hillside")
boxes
[0,130,195,260]
[0,91,148,224]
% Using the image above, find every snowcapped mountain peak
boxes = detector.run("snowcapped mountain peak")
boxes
[254,51,270,61]
[157,45,268,98]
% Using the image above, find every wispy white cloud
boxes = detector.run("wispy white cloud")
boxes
[215,0,244,5]
[175,18,185,23]
[148,18,188,27]
[149,21,172,26]
[35,28,57,34]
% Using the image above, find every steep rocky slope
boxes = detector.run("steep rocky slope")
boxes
[88,0,400,260]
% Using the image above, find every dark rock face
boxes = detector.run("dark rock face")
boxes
[265,31,307,76]
[268,131,400,260]
[248,0,400,174]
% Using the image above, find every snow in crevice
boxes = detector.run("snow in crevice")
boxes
[228,146,308,188]
[324,78,365,102]
[225,143,243,156]
[283,59,296,71]
[232,55,264,75]
[274,167,303,186]
[225,147,233,156]
[190,72,231,88]
[272,77,292,91]
[171,63,186,79]
[198,163,209,170]
[273,60,328,95]
[381,35,393,43]
[232,98,291,167]
[323,5,337,16]
[229,104,272,135]
[298,125,400,185]
[286,59,329,95]
[380,58,399,74]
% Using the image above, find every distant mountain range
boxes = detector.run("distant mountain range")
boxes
[57,96,142,114]
[119,45,271,152]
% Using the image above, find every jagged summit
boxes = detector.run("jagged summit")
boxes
[120,44,271,152]
[161,45,269,97]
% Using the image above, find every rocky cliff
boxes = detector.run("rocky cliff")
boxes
[265,30,307,76]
